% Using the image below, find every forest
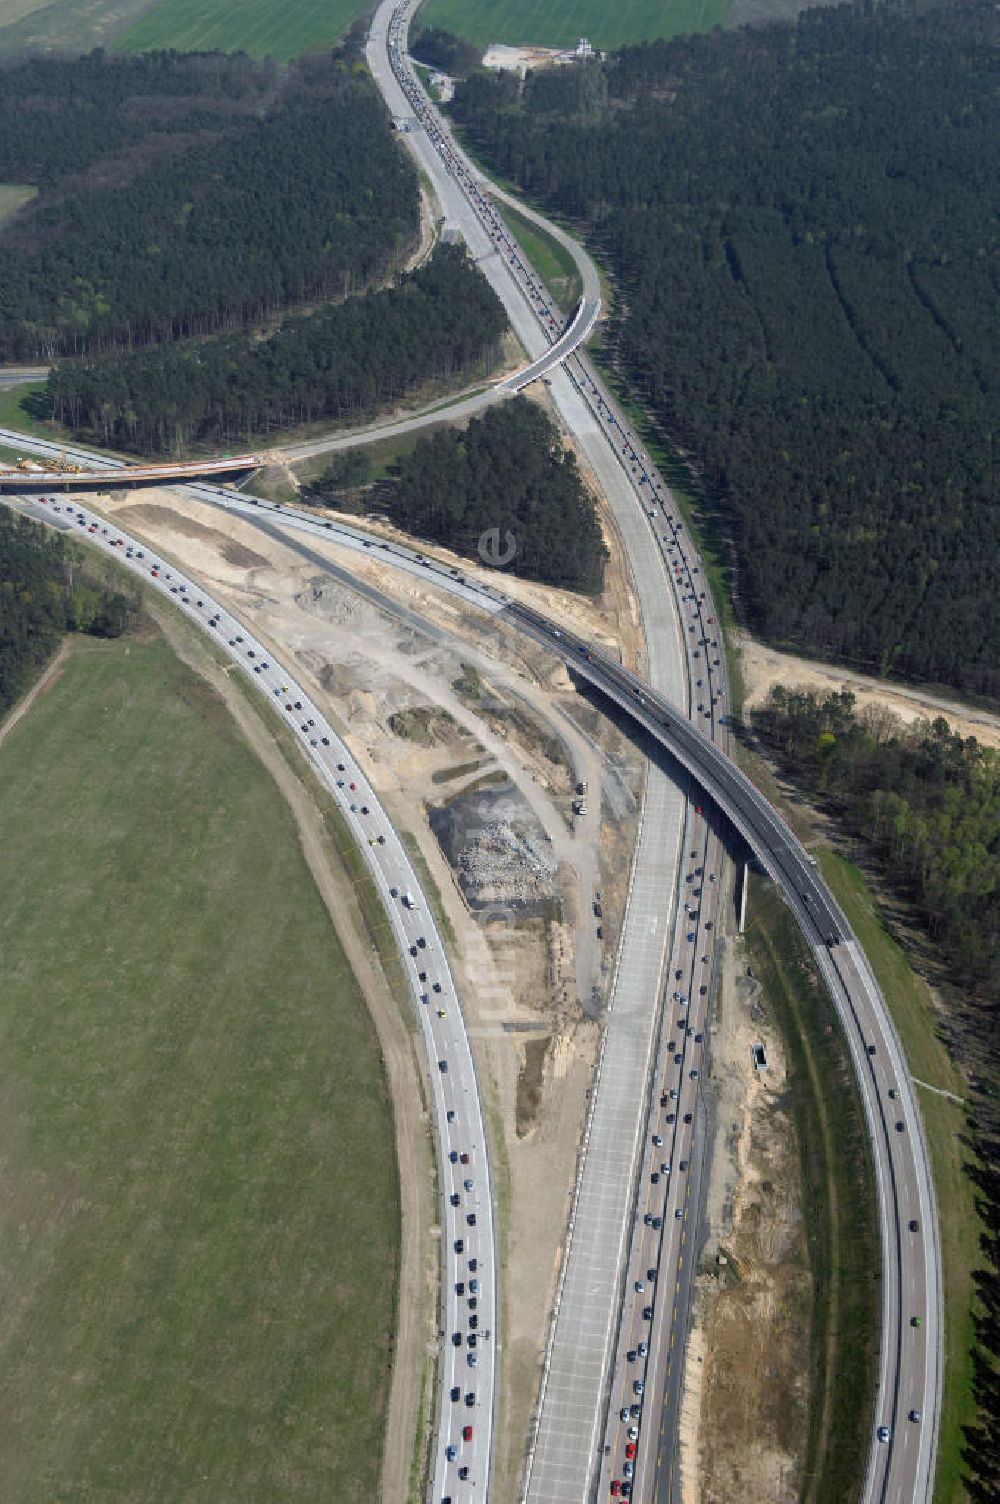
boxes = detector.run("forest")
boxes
[0,509,136,712]
[752,687,998,996]
[752,683,1000,1495]
[0,50,418,358]
[410,25,481,77]
[451,0,1000,698]
[967,1113,1000,1504]
[309,399,608,593]
[41,247,509,451]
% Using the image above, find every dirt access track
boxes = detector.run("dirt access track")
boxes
[88,481,646,1503]
[741,636,1000,749]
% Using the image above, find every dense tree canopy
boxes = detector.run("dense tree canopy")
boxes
[368,398,608,593]
[753,686,999,995]
[966,1113,1000,1504]
[0,509,136,711]
[451,0,1000,697]
[751,681,1000,1499]
[0,51,419,358]
[410,26,481,77]
[42,246,509,451]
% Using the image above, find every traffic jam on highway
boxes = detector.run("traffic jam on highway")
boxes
[387,10,576,353]
[15,440,731,1504]
[195,14,736,1492]
[5,238,934,1498]
[377,25,936,1500]
[17,492,494,1504]
[5,17,937,1491]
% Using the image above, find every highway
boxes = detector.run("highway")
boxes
[0,28,943,1491]
[0,490,499,1504]
[195,505,940,1504]
[0,366,48,388]
[363,18,941,1504]
[370,12,716,1502]
[1,426,942,1499]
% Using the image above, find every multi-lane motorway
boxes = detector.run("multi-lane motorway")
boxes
[363,19,941,1504]
[0,490,498,1504]
[0,18,943,1494]
[2,425,942,1502]
[370,11,728,1500]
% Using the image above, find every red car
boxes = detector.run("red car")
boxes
[611,1484,621,1497]
[625,1442,637,1460]
[462,1425,473,1442]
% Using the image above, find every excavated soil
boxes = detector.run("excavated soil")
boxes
[92,480,644,1503]
[678,928,811,1504]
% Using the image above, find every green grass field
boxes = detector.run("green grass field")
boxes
[0,631,399,1502]
[116,0,368,61]
[0,182,37,226]
[419,0,731,52]
[746,878,879,1504]
[495,201,582,314]
[0,379,59,441]
[819,853,980,1504]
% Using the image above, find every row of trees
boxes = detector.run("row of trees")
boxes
[0,509,136,712]
[450,0,1000,697]
[752,687,998,993]
[307,399,608,593]
[751,684,999,1497]
[41,246,509,452]
[0,52,418,358]
[966,1115,1000,1504]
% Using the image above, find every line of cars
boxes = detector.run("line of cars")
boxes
[603,827,720,1501]
[21,491,496,1504]
[346,30,741,1489]
[34,350,732,1502]
[387,3,576,353]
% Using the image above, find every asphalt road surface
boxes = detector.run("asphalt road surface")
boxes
[0,1,943,1490]
[0,491,499,1504]
[1,387,942,1504]
[362,20,943,1501]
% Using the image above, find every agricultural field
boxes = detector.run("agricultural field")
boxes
[116,0,368,61]
[418,0,731,52]
[0,630,399,1502]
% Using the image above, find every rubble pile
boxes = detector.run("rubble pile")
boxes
[456,805,556,909]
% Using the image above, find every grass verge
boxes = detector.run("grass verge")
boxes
[746,876,879,1504]
[400,828,459,954]
[0,378,62,440]
[0,181,37,225]
[0,628,399,1502]
[819,851,980,1504]
[494,200,583,316]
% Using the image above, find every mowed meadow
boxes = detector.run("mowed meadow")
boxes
[0,630,399,1501]
[116,0,367,61]
[418,0,731,52]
